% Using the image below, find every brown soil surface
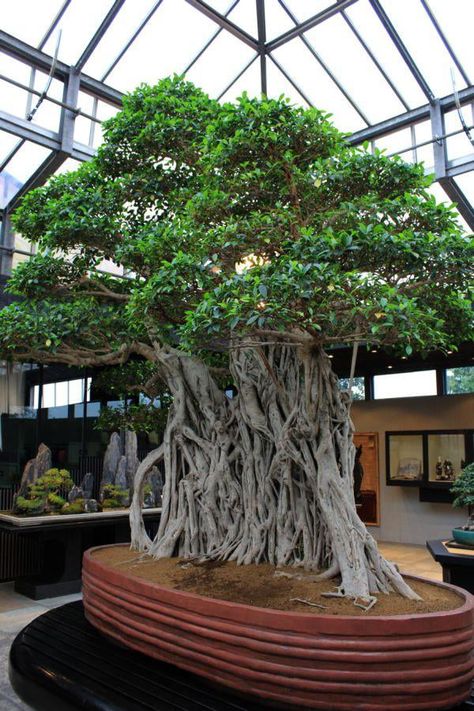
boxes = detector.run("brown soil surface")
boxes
[91,545,464,617]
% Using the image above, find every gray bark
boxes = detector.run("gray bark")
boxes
[130,340,420,603]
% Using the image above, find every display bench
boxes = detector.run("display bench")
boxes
[0,508,161,599]
[426,539,474,594]
[9,601,474,711]
[386,430,474,502]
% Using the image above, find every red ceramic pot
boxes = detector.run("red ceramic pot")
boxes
[82,545,474,711]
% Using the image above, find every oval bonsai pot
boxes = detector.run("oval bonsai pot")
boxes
[452,527,474,546]
[82,545,474,711]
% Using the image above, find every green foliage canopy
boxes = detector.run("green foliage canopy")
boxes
[1,76,472,369]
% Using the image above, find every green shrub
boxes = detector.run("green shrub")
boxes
[61,499,86,515]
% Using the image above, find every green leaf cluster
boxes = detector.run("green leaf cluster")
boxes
[2,76,472,367]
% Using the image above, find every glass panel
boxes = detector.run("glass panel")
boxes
[266,60,311,106]
[227,0,257,37]
[272,40,366,131]
[68,379,84,405]
[444,108,474,162]
[414,120,434,170]
[0,142,51,209]
[54,158,83,177]
[305,14,406,124]
[373,370,437,399]
[42,382,56,408]
[29,71,63,131]
[186,32,256,98]
[106,0,222,93]
[42,0,116,67]
[82,0,159,80]
[219,57,261,102]
[279,0,336,19]
[47,405,68,419]
[374,127,415,162]
[0,131,21,168]
[264,0,294,40]
[0,53,32,118]
[446,367,474,395]
[388,433,424,482]
[345,0,426,108]
[1,0,65,48]
[454,173,474,207]
[380,0,467,96]
[339,377,365,401]
[425,180,470,233]
[420,0,473,82]
[428,433,465,482]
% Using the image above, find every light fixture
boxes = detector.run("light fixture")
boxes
[387,365,393,369]
[328,354,334,359]
[401,356,407,360]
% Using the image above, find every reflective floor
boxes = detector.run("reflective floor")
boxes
[0,542,442,711]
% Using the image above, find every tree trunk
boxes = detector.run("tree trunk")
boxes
[131,340,420,603]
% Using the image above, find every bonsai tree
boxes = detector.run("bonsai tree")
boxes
[15,468,73,515]
[451,463,474,530]
[1,77,472,606]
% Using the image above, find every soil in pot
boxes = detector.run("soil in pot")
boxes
[90,546,462,616]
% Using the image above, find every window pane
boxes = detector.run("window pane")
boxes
[373,370,437,399]
[345,0,426,108]
[339,377,365,401]
[305,15,406,124]
[272,40,366,132]
[42,382,56,408]
[55,380,69,407]
[68,378,84,405]
[446,366,474,394]
[380,0,468,96]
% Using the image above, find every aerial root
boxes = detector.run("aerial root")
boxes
[321,585,378,612]
[290,597,327,609]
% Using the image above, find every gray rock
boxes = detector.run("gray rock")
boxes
[17,443,52,496]
[68,485,84,503]
[114,455,128,491]
[85,499,99,513]
[80,472,94,500]
[143,491,155,508]
[124,430,139,492]
[100,432,122,496]
[34,443,52,480]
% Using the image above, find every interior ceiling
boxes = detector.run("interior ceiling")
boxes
[0,0,473,271]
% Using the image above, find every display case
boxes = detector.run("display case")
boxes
[386,430,473,488]
[386,433,424,486]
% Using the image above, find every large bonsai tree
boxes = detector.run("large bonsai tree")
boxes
[1,77,472,606]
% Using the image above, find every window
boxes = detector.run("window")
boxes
[339,377,365,400]
[30,377,91,408]
[446,366,474,395]
[373,370,437,399]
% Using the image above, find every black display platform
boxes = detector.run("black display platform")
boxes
[9,602,474,711]
[0,511,160,599]
[426,539,474,594]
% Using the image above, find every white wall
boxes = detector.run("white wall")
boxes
[352,394,473,545]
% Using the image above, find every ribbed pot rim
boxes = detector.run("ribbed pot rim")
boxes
[83,543,474,623]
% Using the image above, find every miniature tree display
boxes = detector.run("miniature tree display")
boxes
[1,77,472,605]
[15,468,73,515]
[451,463,474,531]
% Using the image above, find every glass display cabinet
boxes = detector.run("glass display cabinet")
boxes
[386,430,473,488]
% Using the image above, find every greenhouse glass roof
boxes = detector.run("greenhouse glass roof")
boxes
[0,0,473,272]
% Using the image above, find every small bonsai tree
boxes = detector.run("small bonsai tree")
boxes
[15,468,73,515]
[1,77,473,605]
[451,463,474,530]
